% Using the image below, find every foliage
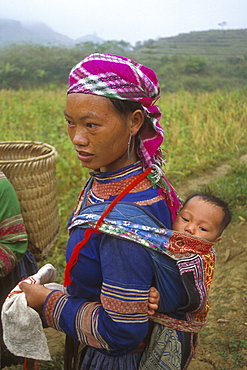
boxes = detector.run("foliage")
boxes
[160,89,247,184]
[1,29,247,91]
[183,56,207,75]
[39,354,64,369]
[199,163,247,221]
[0,41,132,89]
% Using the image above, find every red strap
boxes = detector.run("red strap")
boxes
[23,358,39,370]
[64,168,152,286]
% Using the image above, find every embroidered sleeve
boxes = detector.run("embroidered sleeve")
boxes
[43,234,154,354]
[44,291,110,350]
[0,175,28,277]
[0,244,18,278]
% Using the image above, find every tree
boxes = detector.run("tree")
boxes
[218,22,227,30]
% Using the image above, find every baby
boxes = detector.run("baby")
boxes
[148,191,232,313]
[173,191,232,242]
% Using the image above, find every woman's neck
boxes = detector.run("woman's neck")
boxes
[99,153,140,173]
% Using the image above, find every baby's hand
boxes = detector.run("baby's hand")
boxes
[148,287,160,316]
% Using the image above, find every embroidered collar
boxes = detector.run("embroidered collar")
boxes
[90,161,143,183]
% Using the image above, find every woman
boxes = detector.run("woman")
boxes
[0,170,38,369]
[20,54,196,370]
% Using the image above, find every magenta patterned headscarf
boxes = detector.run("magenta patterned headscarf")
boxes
[67,53,181,220]
[67,53,163,169]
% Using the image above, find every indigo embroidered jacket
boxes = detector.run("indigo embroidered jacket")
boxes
[43,163,215,359]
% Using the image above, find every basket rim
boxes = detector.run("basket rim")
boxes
[0,140,57,164]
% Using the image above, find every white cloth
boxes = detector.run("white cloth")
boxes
[1,263,66,361]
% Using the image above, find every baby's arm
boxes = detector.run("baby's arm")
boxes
[148,287,160,315]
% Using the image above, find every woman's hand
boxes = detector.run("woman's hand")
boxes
[148,286,160,316]
[19,282,52,313]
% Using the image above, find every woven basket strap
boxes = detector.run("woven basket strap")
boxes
[149,312,206,333]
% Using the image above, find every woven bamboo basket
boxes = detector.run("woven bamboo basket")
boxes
[0,141,60,260]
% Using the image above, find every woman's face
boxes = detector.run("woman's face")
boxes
[65,93,141,172]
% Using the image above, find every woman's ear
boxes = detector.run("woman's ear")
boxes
[130,109,144,136]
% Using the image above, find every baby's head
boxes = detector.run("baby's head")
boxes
[173,192,232,242]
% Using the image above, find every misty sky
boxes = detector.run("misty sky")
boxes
[1,0,246,44]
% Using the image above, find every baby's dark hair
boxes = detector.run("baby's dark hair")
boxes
[183,192,232,235]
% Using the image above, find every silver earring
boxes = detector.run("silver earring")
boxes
[127,133,134,160]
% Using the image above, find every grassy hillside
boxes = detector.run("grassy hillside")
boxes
[139,29,247,57]
[133,29,247,92]
[0,29,247,91]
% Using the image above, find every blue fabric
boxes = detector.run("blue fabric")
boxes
[64,230,155,355]
[70,202,188,315]
[62,203,187,357]
[81,347,142,370]
[77,162,172,230]
[48,165,191,368]
[58,173,180,357]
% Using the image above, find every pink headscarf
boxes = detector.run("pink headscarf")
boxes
[67,53,164,169]
[67,53,181,220]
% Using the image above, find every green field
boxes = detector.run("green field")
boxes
[1,88,247,369]
[1,87,246,220]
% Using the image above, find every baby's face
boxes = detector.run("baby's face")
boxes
[173,196,224,242]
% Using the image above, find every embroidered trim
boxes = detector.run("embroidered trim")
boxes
[149,313,206,333]
[75,301,109,350]
[101,282,149,323]
[44,291,68,331]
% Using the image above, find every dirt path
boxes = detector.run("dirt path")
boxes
[184,154,247,369]
[188,219,247,369]
[175,154,247,199]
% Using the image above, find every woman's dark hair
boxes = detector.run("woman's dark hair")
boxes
[108,97,144,115]
[183,192,232,235]
[108,97,151,127]
[108,97,150,150]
